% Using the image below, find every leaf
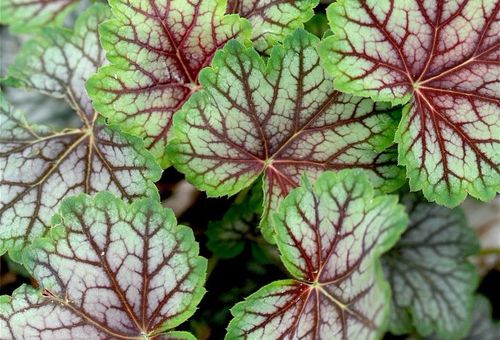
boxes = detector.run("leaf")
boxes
[319,0,500,207]
[461,295,500,340]
[0,28,77,128]
[0,4,161,262]
[7,2,110,124]
[0,102,161,261]
[0,0,78,32]
[226,0,318,51]
[206,183,263,259]
[463,195,500,275]
[168,29,404,241]
[3,88,77,129]
[86,0,250,167]
[382,194,479,339]
[226,170,408,339]
[0,192,207,339]
[304,13,331,38]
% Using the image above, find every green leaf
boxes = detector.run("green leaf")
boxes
[0,4,161,262]
[226,170,408,339]
[304,12,331,38]
[0,192,207,339]
[207,183,263,259]
[319,0,500,207]
[168,29,404,241]
[461,295,500,340]
[226,0,318,51]
[87,0,251,167]
[0,0,78,33]
[382,194,479,339]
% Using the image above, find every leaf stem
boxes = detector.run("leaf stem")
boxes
[206,255,219,280]
[478,248,500,256]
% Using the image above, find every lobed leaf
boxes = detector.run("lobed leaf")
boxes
[87,0,250,167]
[226,170,408,339]
[0,0,78,33]
[226,0,318,51]
[319,0,500,206]
[382,194,479,339]
[0,4,161,261]
[0,192,207,339]
[168,29,404,241]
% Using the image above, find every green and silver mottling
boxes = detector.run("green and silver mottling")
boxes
[383,195,479,339]
[226,170,408,339]
[0,193,206,339]
[319,0,500,207]
[169,29,404,240]
[0,4,161,262]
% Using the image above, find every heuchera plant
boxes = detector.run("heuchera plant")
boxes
[0,0,498,339]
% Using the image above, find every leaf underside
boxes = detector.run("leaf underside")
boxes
[319,0,500,206]
[383,194,479,339]
[169,29,404,241]
[226,170,408,340]
[0,193,207,339]
[0,4,161,261]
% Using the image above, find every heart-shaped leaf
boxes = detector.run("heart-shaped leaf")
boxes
[0,4,161,261]
[0,0,78,32]
[382,195,479,339]
[0,192,207,339]
[168,29,404,240]
[226,0,318,51]
[226,170,408,339]
[87,0,250,167]
[319,0,500,207]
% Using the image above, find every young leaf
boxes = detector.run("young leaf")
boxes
[87,0,250,167]
[382,195,479,339]
[226,170,408,339]
[226,0,318,51]
[0,4,161,261]
[168,29,404,240]
[0,0,78,33]
[207,183,263,259]
[0,192,207,339]
[319,0,500,207]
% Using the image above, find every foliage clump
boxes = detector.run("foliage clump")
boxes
[0,0,498,339]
